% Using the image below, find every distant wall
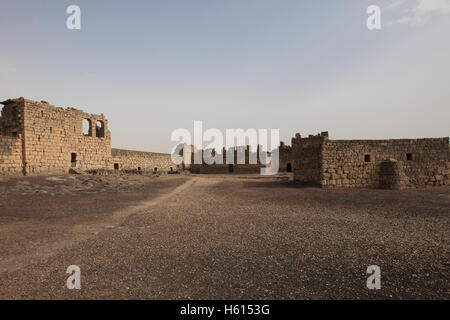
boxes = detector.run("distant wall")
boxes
[188,147,266,174]
[111,148,177,173]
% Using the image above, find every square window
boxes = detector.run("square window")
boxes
[364,154,371,163]
[406,153,413,161]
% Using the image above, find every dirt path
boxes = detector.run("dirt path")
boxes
[0,175,449,299]
[0,175,193,273]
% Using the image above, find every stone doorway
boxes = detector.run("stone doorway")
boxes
[71,153,77,167]
[286,163,292,172]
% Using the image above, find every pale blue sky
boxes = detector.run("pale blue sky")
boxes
[1,0,449,152]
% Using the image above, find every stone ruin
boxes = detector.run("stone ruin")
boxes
[187,145,268,174]
[0,98,175,175]
[289,132,449,189]
[1,98,448,189]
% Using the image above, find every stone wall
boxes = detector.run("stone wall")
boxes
[111,148,177,174]
[189,146,266,174]
[190,163,264,174]
[0,98,24,175]
[278,141,293,173]
[0,98,112,175]
[291,132,328,186]
[291,132,449,188]
[321,138,449,188]
[2,98,448,186]
[0,135,23,175]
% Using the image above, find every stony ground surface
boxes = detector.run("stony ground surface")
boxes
[0,173,449,299]
[0,173,165,196]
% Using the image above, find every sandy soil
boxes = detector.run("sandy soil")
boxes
[0,173,448,299]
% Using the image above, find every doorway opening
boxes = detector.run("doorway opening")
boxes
[286,163,292,172]
[71,153,77,167]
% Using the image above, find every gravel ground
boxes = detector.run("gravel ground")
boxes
[0,174,449,299]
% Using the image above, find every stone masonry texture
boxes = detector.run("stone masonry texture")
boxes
[0,98,176,175]
[1,98,448,189]
[291,132,449,189]
[111,148,178,174]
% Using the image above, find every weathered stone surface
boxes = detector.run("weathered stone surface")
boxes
[0,98,177,176]
[291,132,449,189]
[112,148,178,174]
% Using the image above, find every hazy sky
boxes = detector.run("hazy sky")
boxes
[1,0,449,152]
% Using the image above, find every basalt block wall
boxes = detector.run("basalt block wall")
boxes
[0,98,112,175]
[111,148,177,173]
[291,132,449,188]
[321,138,449,188]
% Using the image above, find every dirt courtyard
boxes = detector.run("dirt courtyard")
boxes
[0,173,449,299]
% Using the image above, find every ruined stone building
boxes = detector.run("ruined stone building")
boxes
[188,146,267,174]
[290,132,449,189]
[1,98,448,189]
[0,98,175,175]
